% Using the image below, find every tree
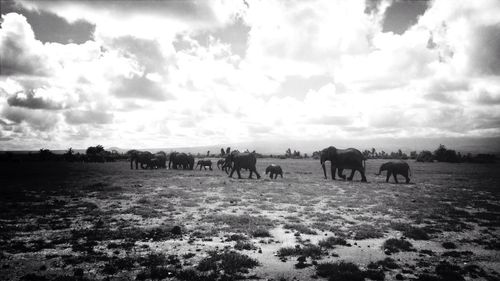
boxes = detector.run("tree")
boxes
[285,148,292,158]
[371,148,376,158]
[226,147,231,154]
[220,148,225,156]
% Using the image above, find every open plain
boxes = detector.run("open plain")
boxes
[1,159,499,281]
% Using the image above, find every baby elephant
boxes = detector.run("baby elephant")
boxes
[376,161,411,183]
[196,160,213,170]
[265,164,283,179]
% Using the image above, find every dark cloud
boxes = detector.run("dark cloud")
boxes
[7,89,64,110]
[470,25,500,75]
[64,110,113,125]
[475,90,500,105]
[111,74,171,101]
[19,0,216,25]
[425,79,469,103]
[383,0,429,34]
[108,36,167,73]
[2,106,59,131]
[1,0,94,44]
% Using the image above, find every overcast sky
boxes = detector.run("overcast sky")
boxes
[1,0,500,152]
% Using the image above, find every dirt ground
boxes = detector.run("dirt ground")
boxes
[0,158,499,281]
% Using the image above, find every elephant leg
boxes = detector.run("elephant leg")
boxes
[249,169,253,179]
[393,172,399,183]
[338,168,347,180]
[331,165,336,180]
[135,160,138,169]
[229,167,235,178]
[269,172,273,179]
[254,168,261,179]
[347,169,356,181]
[209,166,212,171]
[359,167,367,182]
[236,168,242,179]
[274,174,278,179]
[386,172,390,182]
[280,173,283,178]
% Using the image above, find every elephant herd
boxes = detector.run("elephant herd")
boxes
[129,146,412,183]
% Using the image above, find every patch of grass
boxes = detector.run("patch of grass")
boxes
[226,234,249,241]
[350,224,384,240]
[363,269,385,280]
[435,261,464,281]
[283,223,317,235]
[234,240,257,251]
[442,242,456,249]
[382,238,414,253]
[277,245,323,259]
[391,223,430,240]
[367,258,399,271]
[203,214,274,234]
[124,205,163,218]
[441,250,473,258]
[318,237,348,248]
[316,261,364,281]
[251,228,272,238]
[197,250,259,274]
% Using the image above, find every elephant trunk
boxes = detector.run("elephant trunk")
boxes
[321,162,327,179]
[375,166,384,176]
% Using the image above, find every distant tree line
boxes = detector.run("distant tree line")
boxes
[0,145,128,162]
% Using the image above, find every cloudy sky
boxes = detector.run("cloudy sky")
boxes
[1,0,499,152]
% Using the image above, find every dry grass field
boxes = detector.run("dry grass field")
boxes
[0,158,499,281]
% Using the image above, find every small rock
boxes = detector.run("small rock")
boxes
[395,273,404,280]
[384,248,392,255]
[39,265,47,271]
[258,248,262,254]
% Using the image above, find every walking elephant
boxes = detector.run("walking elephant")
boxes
[376,161,411,183]
[196,159,213,170]
[265,164,283,179]
[227,151,261,179]
[169,152,190,170]
[320,146,367,182]
[217,159,226,169]
[130,150,154,169]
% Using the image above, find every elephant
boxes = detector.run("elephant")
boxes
[130,150,154,169]
[217,159,226,169]
[186,153,195,170]
[169,152,191,170]
[320,146,367,182]
[148,151,167,169]
[376,161,411,183]
[265,164,283,179]
[196,159,213,170]
[227,151,261,179]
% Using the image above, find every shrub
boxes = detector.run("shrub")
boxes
[382,238,414,253]
[316,261,364,281]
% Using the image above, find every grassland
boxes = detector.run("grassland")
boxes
[0,158,499,280]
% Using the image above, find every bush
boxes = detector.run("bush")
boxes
[382,238,414,253]
[316,261,364,281]
[416,150,433,162]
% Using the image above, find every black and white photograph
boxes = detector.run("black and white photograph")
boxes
[1,0,499,280]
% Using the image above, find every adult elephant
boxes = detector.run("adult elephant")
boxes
[227,151,261,179]
[320,146,367,182]
[149,151,167,169]
[376,161,411,183]
[130,150,154,169]
[186,153,195,170]
[169,152,190,170]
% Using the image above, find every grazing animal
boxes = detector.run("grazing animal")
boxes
[227,151,261,179]
[196,159,213,170]
[130,150,154,169]
[376,161,411,183]
[265,164,283,179]
[169,152,191,170]
[320,146,367,182]
[217,159,226,169]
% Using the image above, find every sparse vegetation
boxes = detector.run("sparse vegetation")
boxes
[318,236,348,248]
[382,238,415,253]
[316,261,365,281]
